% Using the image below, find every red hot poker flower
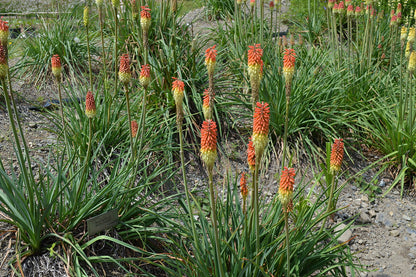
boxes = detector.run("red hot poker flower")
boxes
[252,102,270,157]
[85,91,97,118]
[131,120,138,138]
[240,172,248,199]
[330,138,344,173]
[205,45,217,76]
[0,17,9,45]
[139,64,151,88]
[51,54,62,79]
[140,5,151,32]
[200,120,218,171]
[278,167,296,208]
[119,54,131,85]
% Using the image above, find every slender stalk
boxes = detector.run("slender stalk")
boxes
[260,0,264,44]
[178,122,199,252]
[98,7,108,84]
[137,87,147,156]
[284,210,290,277]
[208,170,225,277]
[124,85,135,159]
[56,80,68,145]
[320,174,336,232]
[338,15,342,68]
[282,89,290,170]
[253,156,260,263]
[86,23,93,91]
[389,26,396,75]
[107,6,119,128]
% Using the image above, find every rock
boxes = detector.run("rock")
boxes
[390,230,400,237]
[353,199,362,207]
[403,215,412,221]
[28,122,38,128]
[379,180,386,187]
[369,209,377,218]
[334,224,353,244]
[361,195,369,202]
[359,211,372,224]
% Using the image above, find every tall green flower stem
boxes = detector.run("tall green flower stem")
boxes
[208,169,225,277]
[124,85,135,160]
[320,172,337,233]
[281,85,291,170]
[389,26,397,75]
[260,0,264,44]
[107,6,119,128]
[137,87,147,156]
[253,155,261,263]
[79,117,93,194]
[1,78,34,209]
[56,80,68,145]
[98,5,110,127]
[284,209,290,277]
[177,120,199,256]
[85,11,93,91]
[338,15,343,68]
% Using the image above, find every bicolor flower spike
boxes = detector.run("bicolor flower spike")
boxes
[119,54,131,86]
[85,91,97,118]
[278,167,295,208]
[205,45,217,76]
[330,138,344,173]
[252,102,270,157]
[51,54,62,80]
[283,48,296,85]
[248,44,264,82]
[0,44,7,79]
[139,64,151,88]
[200,120,218,171]
[172,78,185,107]
[0,18,9,46]
[140,6,151,33]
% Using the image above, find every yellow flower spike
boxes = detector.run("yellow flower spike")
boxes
[83,6,89,27]
[140,6,151,33]
[139,64,151,89]
[205,45,217,77]
[409,51,416,73]
[51,54,62,81]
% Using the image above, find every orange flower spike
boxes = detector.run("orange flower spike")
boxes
[247,138,256,173]
[131,120,138,138]
[0,17,9,46]
[330,138,344,173]
[139,64,151,88]
[85,91,97,118]
[205,45,217,76]
[283,48,296,85]
[252,102,270,156]
[140,6,151,33]
[172,77,185,107]
[51,54,62,80]
[240,172,248,200]
[202,89,211,120]
[119,54,131,86]
[200,120,218,171]
[250,0,255,7]
[0,44,7,80]
[248,44,263,77]
[278,167,296,208]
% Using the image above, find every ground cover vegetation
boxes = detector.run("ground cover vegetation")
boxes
[0,0,415,275]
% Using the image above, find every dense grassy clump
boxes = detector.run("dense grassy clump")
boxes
[1,0,415,275]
